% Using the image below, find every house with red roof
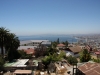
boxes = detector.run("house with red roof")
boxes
[94,50,100,58]
[21,48,36,57]
[56,43,66,50]
[24,48,35,55]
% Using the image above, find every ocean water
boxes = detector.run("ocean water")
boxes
[18,35,78,43]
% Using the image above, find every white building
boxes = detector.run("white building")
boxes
[18,46,37,50]
[20,40,51,46]
[65,46,82,57]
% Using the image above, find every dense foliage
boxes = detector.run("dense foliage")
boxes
[92,58,100,63]
[46,46,58,55]
[67,56,78,65]
[57,38,59,44]
[42,51,66,69]
[18,50,32,59]
[0,27,9,55]
[0,27,20,62]
[51,41,58,48]
[62,41,69,47]
[79,49,91,62]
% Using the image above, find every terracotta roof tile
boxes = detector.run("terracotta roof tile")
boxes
[69,46,82,53]
[24,48,35,54]
[57,44,65,47]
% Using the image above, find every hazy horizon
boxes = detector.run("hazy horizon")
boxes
[17,33,100,37]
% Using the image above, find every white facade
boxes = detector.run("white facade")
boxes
[18,46,37,50]
[65,51,79,57]
[20,40,51,46]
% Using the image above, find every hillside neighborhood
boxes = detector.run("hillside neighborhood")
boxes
[0,27,100,75]
[0,0,100,75]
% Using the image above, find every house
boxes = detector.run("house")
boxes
[65,46,82,57]
[56,43,66,50]
[20,40,51,46]
[41,41,51,46]
[18,44,47,57]
[18,46,37,50]
[77,62,100,75]
[24,48,35,56]
[94,50,100,58]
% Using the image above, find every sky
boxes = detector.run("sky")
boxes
[0,0,100,36]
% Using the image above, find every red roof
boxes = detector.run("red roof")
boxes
[57,44,65,47]
[95,50,100,55]
[24,48,35,54]
[69,46,82,53]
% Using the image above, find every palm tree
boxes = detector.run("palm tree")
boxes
[0,27,10,55]
[6,33,20,61]
[6,33,20,50]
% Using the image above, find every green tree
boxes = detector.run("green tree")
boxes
[79,49,91,62]
[92,58,100,63]
[57,38,59,44]
[42,53,61,69]
[0,27,20,61]
[0,55,5,69]
[58,51,66,59]
[18,50,32,59]
[6,33,20,61]
[51,41,58,48]
[0,27,9,55]
[5,33,20,51]
[62,41,68,47]
[65,41,68,47]
[46,46,58,55]
[67,56,78,65]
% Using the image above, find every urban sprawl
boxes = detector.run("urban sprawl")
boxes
[0,27,100,75]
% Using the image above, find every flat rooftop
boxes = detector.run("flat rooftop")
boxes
[20,40,49,45]
[14,70,32,74]
[4,59,29,67]
[18,46,37,50]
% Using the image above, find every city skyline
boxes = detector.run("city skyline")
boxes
[0,0,100,36]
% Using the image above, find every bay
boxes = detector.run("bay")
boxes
[18,35,78,43]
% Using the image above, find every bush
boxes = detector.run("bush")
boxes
[67,56,78,65]
[92,58,100,63]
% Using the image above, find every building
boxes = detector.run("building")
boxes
[65,46,82,57]
[20,40,51,46]
[18,46,37,50]
[56,43,66,50]
[41,41,51,46]
[94,50,100,58]
[77,62,100,75]
[24,48,35,56]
